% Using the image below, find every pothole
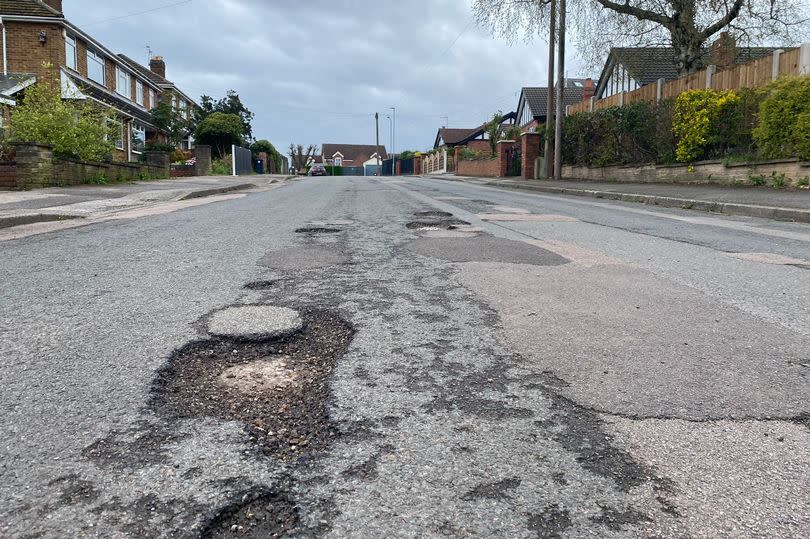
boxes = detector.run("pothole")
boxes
[406,218,470,231]
[201,485,306,538]
[295,227,341,234]
[218,358,297,394]
[151,310,355,459]
[414,210,453,218]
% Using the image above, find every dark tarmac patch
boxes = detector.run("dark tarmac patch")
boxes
[200,484,309,538]
[527,504,572,538]
[405,235,570,265]
[259,246,349,270]
[590,505,652,531]
[243,280,281,291]
[50,475,101,507]
[151,309,354,460]
[461,477,521,501]
[294,227,342,234]
[82,421,189,469]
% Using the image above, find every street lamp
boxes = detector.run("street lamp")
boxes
[389,106,396,176]
[385,115,393,176]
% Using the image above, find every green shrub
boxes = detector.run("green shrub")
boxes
[459,147,490,161]
[210,155,232,175]
[753,76,810,160]
[144,142,176,152]
[673,89,740,163]
[10,68,115,161]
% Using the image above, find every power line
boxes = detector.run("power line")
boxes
[79,0,193,27]
[431,19,474,61]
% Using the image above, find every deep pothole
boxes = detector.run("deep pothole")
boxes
[406,218,471,231]
[414,210,453,218]
[200,484,309,538]
[295,227,341,234]
[151,309,355,460]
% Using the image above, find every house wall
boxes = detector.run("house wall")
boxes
[5,21,65,81]
[0,163,17,190]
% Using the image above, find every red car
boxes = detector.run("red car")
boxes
[308,165,328,176]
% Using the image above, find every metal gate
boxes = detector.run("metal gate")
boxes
[505,146,521,177]
[231,145,253,176]
[399,158,415,175]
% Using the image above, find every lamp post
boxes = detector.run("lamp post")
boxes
[385,115,392,176]
[389,106,396,176]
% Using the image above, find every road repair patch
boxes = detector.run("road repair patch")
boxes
[151,309,354,460]
[477,213,579,222]
[726,252,810,266]
[405,235,570,266]
[259,246,350,270]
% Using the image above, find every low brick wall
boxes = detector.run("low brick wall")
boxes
[54,159,167,185]
[457,158,500,178]
[562,159,810,186]
[12,143,170,189]
[170,164,196,178]
[0,163,16,189]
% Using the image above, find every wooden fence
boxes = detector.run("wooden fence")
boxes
[568,45,808,115]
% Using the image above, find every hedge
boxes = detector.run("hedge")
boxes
[561,76,810,166]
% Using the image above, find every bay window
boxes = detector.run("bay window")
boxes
[131,123,146,154]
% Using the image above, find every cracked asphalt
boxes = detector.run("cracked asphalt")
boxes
[1,175,808,538]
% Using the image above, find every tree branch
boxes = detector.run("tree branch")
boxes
[700,0,745,39]
[592,0,672,27]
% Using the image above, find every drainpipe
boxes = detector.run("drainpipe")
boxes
[1,17,7,76]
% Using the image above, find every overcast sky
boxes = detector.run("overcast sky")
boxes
[65,0,587,154]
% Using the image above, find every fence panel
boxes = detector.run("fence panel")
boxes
[231,145,253,176]
[567,46,803,116]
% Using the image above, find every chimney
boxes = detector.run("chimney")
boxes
[149,56,166,79]
[710,32,737,69]
[42,0,63,13]
[582,78,595,100]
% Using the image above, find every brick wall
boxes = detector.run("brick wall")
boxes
[521,133,542,179]
[0,163,17,190]
[170,165,196,178]
[5,21,65,82]
[194,146,212,176]
[457,158,500,177]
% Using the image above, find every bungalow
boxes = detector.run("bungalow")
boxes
[515,79,594,131]
[595,36,782,98]
[433,112,516,151]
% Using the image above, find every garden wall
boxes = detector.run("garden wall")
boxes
[12,143,170,190]
[170,164,196,178]
[457,158,500,177]
[561,159,810,187]
[0,163,16,190]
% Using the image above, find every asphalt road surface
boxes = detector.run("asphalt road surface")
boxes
[1,176,808,538]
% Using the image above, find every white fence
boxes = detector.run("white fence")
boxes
[422,150,449,175]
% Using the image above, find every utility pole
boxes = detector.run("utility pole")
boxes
[543,0,556,179]
[553,0,566,181]
[375,112,381,177]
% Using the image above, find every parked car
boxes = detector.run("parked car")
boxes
[308,165,328,176]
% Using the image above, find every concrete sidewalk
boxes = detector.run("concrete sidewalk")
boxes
[0,175,288,229]
[430,175,810,223]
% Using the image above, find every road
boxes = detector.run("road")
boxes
[1,175,808,538]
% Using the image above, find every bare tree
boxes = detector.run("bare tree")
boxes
[288,144,319,172]
[472,0,809,74]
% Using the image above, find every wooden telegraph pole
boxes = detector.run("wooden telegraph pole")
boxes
[543,0,556,179]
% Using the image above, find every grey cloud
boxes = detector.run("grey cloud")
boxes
[66,0,584,153]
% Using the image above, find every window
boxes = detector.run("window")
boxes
[116,66,131,99]
[179,99,187,117]
[65,34,77,70]
[149,89,156,110]
[108,120,124,150]
[334,157,342,166]
[131,123,146,154]
[135,80,144,106]
[87,49,105,85]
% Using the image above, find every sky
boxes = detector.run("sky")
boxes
[64,0,588,155]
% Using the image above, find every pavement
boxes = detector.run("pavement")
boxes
[1,175,808,538]
[431,175,810,222]
[0,175,289,229]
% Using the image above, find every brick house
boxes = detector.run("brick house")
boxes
[319,144,388,169]
[432,112,517,152]
[0,0,198,161]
